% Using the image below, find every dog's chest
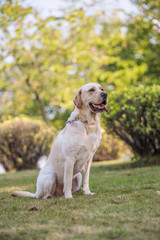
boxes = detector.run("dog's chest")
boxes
[74,131,101,173]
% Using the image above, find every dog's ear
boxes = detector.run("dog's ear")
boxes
[73,89,82,108]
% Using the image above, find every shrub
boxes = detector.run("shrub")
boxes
[93,132,128,161]
[104,85,160,160]
[0,118,56,171]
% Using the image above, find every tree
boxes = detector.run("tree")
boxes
[0,1,123,125]
[123,0,160,85]
[0,0,159,130]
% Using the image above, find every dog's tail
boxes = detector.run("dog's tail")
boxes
[11,191,36,198]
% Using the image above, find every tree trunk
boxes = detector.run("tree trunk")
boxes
[26,77,50,126]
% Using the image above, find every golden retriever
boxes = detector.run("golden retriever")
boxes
[12,83,108,199]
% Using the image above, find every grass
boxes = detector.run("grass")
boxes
[0,163,160,240]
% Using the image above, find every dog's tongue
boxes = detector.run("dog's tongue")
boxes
[92,103,109,113]
[98,103,109,113]
[103,105,109,113]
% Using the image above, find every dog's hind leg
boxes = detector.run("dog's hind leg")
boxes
[36,171,57,199]
[72,172,82,194]
[49,172,57,197]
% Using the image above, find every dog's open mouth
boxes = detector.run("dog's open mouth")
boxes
[89,103,109,113]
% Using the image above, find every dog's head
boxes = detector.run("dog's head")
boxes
[74,83,108,113]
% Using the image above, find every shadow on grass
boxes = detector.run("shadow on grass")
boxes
[0,229,50,240]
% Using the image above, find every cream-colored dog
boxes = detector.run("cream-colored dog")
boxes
[12,83,108,199]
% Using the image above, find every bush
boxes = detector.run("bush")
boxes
[93,132,128,161]
[104,85,160,160]
[0,118,56,171]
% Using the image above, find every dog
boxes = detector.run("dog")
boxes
[12,83,108,199]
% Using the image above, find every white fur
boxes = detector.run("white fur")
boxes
[12,83,107,199]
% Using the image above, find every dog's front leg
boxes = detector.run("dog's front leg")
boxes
[63,159,74,199]
[82,157,95,195]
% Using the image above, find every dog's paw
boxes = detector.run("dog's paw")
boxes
[65,193,73,199]
[84,192,95,196]
[83,189,95,195]
[89,192,95,195]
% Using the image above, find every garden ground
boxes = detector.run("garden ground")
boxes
[0,163,160,240]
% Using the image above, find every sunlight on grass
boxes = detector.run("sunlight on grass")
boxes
[92,159,131,166]
[0,184,34,194]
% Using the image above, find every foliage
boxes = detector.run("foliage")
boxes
[0,0,160,163]
[126,0,160,85]
[1,0,159,127]
[0,118,55,171]
[0,1,108,124]
[93,133,127,161]
[104,85,160,159]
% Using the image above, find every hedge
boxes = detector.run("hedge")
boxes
[104,85,160,160]
[0,118,55,171]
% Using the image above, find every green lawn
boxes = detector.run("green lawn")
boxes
[0,164,160,240]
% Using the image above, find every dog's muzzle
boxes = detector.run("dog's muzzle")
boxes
[101,91,108,105]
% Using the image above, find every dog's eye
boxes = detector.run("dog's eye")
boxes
[89,88,95,92]
[101,88,104,91]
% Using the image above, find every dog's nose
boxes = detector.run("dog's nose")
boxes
[101,92,107,98]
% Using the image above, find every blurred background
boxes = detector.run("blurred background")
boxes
[0,0,160,173]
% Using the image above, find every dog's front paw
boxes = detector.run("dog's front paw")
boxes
[84,192,95,195]
[65,193,73,199]
[88,192,95,195]
[83,189,95,195]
